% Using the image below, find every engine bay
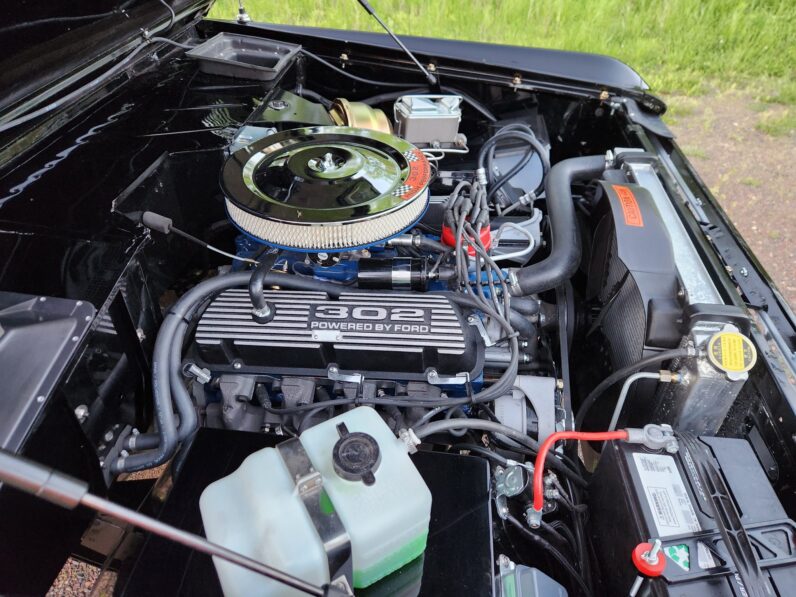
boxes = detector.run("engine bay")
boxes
[2,20,796,597]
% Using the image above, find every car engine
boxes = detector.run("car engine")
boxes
[2,21,795,597]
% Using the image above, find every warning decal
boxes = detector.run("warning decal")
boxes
[612,184,644,228]
[632,452,701,538]
[707,331,757,373]
[399,148,431,200]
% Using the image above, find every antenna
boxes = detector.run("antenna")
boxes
[355,0,438,88]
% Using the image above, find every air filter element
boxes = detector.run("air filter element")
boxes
[222,126,431,251]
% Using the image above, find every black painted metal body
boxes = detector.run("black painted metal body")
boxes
[0,7,795,595]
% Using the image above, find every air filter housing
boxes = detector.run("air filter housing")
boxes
[222,126,431,251]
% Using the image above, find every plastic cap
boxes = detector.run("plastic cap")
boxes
[632,542,666,577]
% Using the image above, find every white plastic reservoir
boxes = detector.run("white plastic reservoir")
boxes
[199,406,432,596]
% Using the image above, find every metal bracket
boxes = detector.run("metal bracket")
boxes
[426,368,470,386]
[467,314,494,347]
[493,464,527,520]
[514,375,558,443]
[327,364,363,385]
[277,438,353,593]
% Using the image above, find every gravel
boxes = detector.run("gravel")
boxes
[668,91,796,308]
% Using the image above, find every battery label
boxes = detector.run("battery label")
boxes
[632,453,701,537]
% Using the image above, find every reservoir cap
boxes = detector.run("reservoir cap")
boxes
[333,422,381,486]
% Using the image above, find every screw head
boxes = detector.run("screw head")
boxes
[233,361,242,370]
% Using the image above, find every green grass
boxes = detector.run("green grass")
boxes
[756,111,796,136]
[209,0,796,98]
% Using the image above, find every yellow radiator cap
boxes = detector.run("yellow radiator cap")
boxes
[707,330,757,374]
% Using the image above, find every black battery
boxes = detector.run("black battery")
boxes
[588,435,796,596]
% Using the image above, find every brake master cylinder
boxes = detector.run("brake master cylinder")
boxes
[200,407,432,596]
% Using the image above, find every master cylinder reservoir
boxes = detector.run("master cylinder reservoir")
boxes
[199,407,432,596]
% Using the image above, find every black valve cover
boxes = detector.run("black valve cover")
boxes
[191,289,483,381]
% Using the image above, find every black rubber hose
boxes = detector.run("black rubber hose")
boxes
[413,419,539,452]
[301,49,419,88]
[478,128,550,201]
[296,88,333,109]
[510,155,605,296]
[170,320,198,442]
[509,309,536,340]
[574,348,692,431]
[249,251,280,314]
[113,309,180,473]
[505,514,592,597]
[116,272,362,472]
[510,297,540,316]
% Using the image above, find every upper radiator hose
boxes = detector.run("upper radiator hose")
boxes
[509,155,605,296]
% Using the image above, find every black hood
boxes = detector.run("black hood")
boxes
[0,0,212,116]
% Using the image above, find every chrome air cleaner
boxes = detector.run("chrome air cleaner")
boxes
[222,126,431,251]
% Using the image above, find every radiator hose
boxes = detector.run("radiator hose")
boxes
[509,155,605,296]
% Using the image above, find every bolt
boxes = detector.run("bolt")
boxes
[339,53,349,62]
[511,74,522,86]
[39,297,46,302]
[643,539,663,564]
[329,366,338,374]
[427,63,436,72]
[556,379,564,390]
[74,404,89,422]
[136,327,146,341]
[233,361,242,370]
[120,450,129,458]
[599,90,610,101]
[36,395,45,403]
[104,430,115,442]
[317,252,329,261]
[71,336,79,342]
[739,267,749,277]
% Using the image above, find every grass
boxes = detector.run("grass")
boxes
[681,146,708,160]
[209,0,796,98]
[756,111,796,137]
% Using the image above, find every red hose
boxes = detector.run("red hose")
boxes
[532,430,629,513]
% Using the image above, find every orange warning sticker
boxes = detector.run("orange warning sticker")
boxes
[612,185,644,228]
